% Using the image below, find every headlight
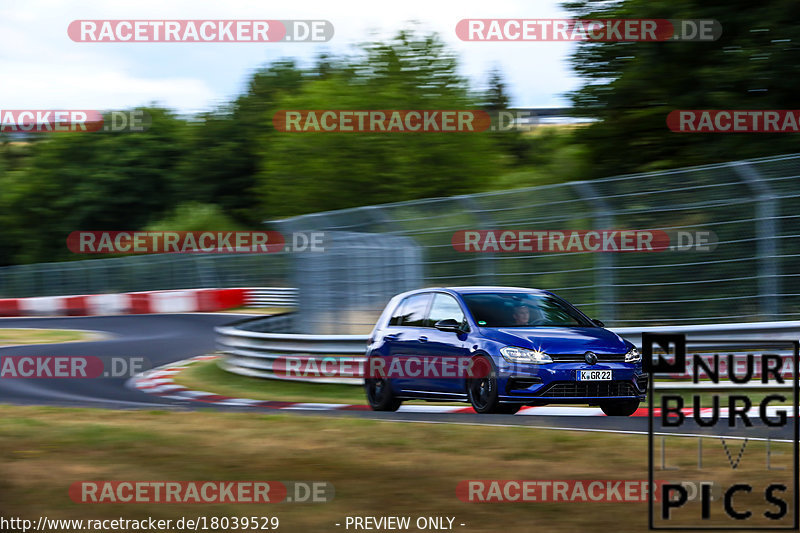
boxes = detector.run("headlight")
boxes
[500,346,553,364]
[624,347,641,363]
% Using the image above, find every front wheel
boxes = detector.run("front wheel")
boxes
[466,357,517,414]
[365,378,402,411]
[600,400,640,416]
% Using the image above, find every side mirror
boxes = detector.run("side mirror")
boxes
[591,319,605,328]
[435,318,465,333]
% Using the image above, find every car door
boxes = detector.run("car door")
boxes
[386,292,433,392]
[372,295,410,360]
[418,292,471,394]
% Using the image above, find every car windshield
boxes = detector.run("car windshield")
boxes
[461,292,594,328]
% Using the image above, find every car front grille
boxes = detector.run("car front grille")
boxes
[537,380,638,397]
[549,353,627,363]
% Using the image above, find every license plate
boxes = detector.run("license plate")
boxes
[578,370,612,381]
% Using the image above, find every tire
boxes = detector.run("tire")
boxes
[600,400,640,416]
[467,356,517,414]
[364,377,402,411]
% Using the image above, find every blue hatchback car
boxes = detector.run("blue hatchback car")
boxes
[365,286,646,415]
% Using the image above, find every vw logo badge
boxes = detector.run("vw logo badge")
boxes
[584,351,598,365]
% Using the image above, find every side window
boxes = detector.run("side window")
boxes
[388,299,407,326]
[427,293,466,327]
[396,293,432,327]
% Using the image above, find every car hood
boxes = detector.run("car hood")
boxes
[480,327,631,354]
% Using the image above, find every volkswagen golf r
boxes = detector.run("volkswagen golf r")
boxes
[364,287,647,415]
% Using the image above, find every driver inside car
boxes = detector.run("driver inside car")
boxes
[511,304,531,326]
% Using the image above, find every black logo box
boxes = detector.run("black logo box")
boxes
[644,332,799,530]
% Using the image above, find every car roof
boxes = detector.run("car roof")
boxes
[397,286,552,297]
[447,286,550,294]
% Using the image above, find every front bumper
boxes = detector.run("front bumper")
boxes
[496,361,647,403]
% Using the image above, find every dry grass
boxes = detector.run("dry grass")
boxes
[0,405,794,531]
[177,359,464,405]
[175,359,366,404]
[0,328,100,347]
[217,307,293,315]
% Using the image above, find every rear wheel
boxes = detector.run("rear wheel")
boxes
[600,400,640,416]
[365,377,402,411]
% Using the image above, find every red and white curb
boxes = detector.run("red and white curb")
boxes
[128,356,796,417]
[0,287,274,317]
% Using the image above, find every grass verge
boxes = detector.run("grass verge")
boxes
[0,405,674,531]
[178,361,792,413]
[218,307,292,315]
[0,328,100,347]
[1,405,793,531]
[175,359,474,405]
[174,359,367,404]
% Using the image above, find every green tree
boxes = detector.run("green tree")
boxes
[0,108,188,264]
[481,66,538,167]
[484,67,511,111]
[145,202,245,232]
[564,0,800,176]
[257,30,504,218]
[175,60,305,225]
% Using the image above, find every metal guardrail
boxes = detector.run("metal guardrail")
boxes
[217,319,800,387]
[611,321,800,344]
[244,287,298,308]
[217,316,365,384]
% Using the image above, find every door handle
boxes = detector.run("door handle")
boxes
[383,333,400,340]
[418,336,428,342]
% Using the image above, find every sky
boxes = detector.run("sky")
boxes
[0,0,581,115]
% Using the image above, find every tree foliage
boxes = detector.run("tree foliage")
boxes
[257,31,502,217]
[564,0,800,176]
[0,30,512,265]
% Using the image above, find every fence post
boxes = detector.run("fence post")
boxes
[731,162,780,319]
[572,180,616,324]
[458,195,495,284]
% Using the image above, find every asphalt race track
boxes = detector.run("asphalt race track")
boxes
[0,314,794,441]
[0,314,236,409]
